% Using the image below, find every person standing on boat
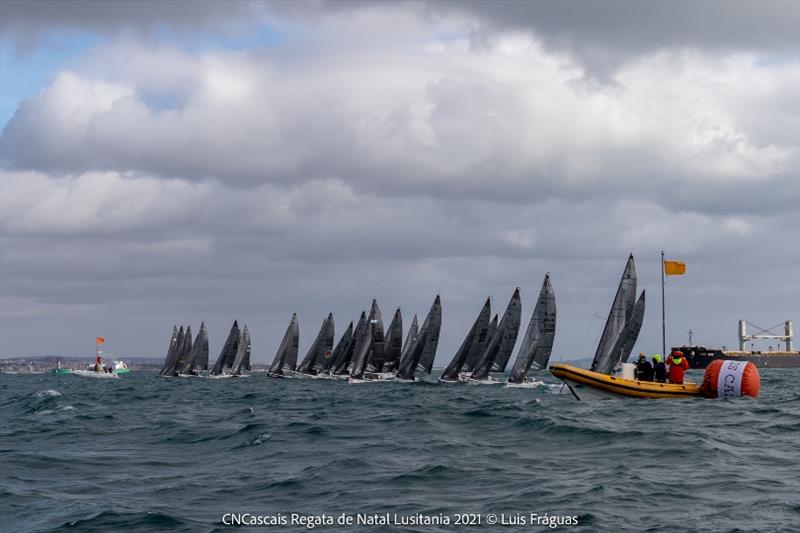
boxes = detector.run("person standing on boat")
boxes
[667,351,689,384]
[634,353,653,381]
[652,354,667,383]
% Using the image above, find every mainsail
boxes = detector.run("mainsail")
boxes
[350,319,376,379]
[161,325,191,376]
[364,300,385,372]
[400,314,418,362]
[416,295,442,374]
[508,275,557,383]
[607,290,646,369]
[440,297,491,382]
[470,288,522,380]
[464,314,497,372]
[322,321,353,373]
[180,322,209,374]
[172,325,193,375]
[297,313,335,375]
[268,314,299,377]
[396,295,442,380]
[381,308,403,373]
[230,325,252,375]
[210,321,240,375]
[590,254,639,374]
[333,312,366,375]
[159,325,180,376]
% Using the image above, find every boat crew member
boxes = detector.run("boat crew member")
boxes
[634,353,653,381]
[652,354,667,383]
[667,351,689,384]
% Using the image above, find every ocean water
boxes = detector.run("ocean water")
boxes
[1,369,798,533]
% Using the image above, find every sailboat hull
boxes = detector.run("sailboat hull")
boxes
[550,363,700,400]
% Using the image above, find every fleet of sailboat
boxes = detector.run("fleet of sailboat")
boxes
[154,256,650,385]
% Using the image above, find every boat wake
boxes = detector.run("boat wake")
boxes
[505,380,547,389]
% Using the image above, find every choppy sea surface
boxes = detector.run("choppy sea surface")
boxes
[1,368,798,533]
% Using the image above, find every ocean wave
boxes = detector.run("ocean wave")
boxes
[35,389,62,398]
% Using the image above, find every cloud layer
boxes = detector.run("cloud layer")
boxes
[1,2,798,361]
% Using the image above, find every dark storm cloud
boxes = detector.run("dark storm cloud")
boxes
[435,0,800,75]
[0,0,260,44]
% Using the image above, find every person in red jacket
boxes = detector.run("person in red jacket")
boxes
[667,351,689,384]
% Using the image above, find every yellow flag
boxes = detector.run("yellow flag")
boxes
[96,336,106,344]
[664,260,686,276]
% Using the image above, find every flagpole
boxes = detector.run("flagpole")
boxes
[661,250,666,357]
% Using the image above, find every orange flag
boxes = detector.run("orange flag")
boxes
[96,336,106,344]
[664,260,686,276]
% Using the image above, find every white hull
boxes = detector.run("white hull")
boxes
[72,370,119,379]
[466,376,502,385]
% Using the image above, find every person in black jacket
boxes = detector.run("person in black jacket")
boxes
[652,354,667,383]
[634,353,654,381]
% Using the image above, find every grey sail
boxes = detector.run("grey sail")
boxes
[396,295,442,380]
[180,322,209,374]
[350,320,377,379]
[230,325,252,375]
[415,295,442,374]
[268,314,299,377]
[465,314,497,372]
[171,325,193,376]
[343,312,372,375]
[400,315,418,362]
[470,288,522,380]
[322,321,353,373]
[297,314,335,374]
[441,297,491,382]
[381,308,403,373]
[607,290,646,370]
[492,293,525,373]
[159,325,180,375]
[590,254,637,374]
[210,321,240,375]
[333,312,366,375]
[311,313,335,373]
[192,322,210,372]
[508,275,557,383]
[160,325,185,376]
[364,300,386,372]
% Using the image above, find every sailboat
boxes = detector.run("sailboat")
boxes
[363,300,385,372]
[380,308,403,374]
[267,314,300,378]
[209,321,240,377]
[400,314,418,363]
[294,314,335,377]
[440,297,491,383]
[179,322,209,376]
[159,325,183,376]
[462,314,496,378]
[550,254,648,399]
[507,274,556,386]
[320,321,353,377]
[332,311,366,378]
[590,254,645,374]
[468,288,522,384]
[229,325,252,377]
[395,295,442,382]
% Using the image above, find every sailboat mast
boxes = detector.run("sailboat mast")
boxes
[661,250,666,357]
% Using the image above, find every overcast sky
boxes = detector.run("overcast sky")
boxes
[1,0,798,363]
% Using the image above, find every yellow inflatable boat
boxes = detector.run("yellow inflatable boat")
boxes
[550,363,701,400]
